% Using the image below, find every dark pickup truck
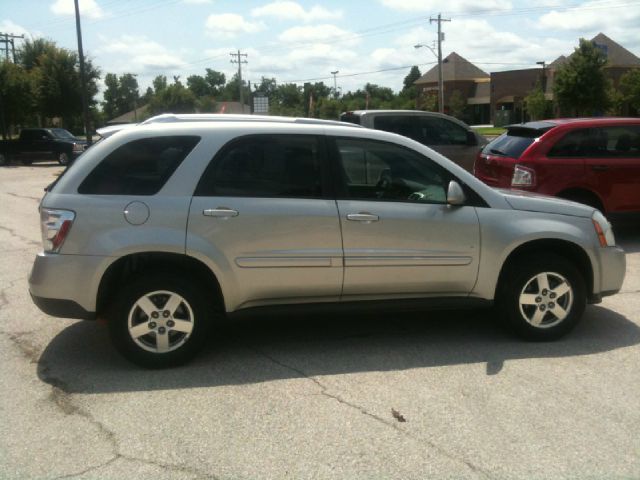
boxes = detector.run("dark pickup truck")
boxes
[0,128,87,166]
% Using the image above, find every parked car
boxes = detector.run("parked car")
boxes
[0,128,87,166]
[340,110,487,172]
[473,118,640,216]
[29,119,625,368]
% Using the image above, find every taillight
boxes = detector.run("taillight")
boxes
[40,208,75,253]
[511,164,535,187]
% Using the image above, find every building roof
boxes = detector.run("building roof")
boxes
[106,104,149,125]
[415,52,489,84]
[550,33,640,68]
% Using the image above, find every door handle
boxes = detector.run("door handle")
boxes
[591,165,609,172]
[346,212,379,222]
[203,207,239,218]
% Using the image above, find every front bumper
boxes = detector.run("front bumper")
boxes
[29,252,108,318]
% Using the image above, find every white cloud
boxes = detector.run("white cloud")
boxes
[0,19,34,38]
[182,0,212,3]
[251,1,342,22]
[50,0,104,19]
[278,24,359,46]
[205,13,264,38]
[379,0,512,13]
[537,0,640,49]
[98,34,185,71]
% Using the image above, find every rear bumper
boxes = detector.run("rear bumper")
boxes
[30,294,95,320]
[29,252,108,316]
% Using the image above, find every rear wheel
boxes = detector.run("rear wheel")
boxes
[497,254,586,340]
[108,273,213,368]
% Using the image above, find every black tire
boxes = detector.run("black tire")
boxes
[560,191,604,213]
[108,273,214,368]
[497,253,586,340]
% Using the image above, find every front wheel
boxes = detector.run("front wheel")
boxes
[57,152,70,165]
[108,274,213,368]
[497,254,586,340]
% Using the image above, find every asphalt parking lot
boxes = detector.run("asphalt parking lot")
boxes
[1,163,639,479]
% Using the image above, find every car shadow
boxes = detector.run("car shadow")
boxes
[37,305,639,394]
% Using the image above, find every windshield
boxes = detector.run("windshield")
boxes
[49,128,77,140]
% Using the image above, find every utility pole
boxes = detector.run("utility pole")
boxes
[429,13,450,114]
[73,0,92,144]
[230,50,248,109]
[331,70,339,98]
[0,33,24,62]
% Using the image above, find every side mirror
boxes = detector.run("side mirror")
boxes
[447,180,466,206]
[466,130,478,146]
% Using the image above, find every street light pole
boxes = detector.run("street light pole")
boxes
[414,43,439,111]
[330,70,339,99]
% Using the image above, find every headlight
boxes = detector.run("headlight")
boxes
[511,164,535,187]
[592,211,615,247]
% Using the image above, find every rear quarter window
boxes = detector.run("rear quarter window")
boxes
[78,136,200,195]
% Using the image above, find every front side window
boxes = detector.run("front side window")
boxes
[78,136,200,195]
[335,138,450,204]
[196,135,323,198]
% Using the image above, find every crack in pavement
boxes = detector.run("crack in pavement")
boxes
[2,331,218,480]
[0,224,40,247]
[5,191,42,202]
[254,348,494,480]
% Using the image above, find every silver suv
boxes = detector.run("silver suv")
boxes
[29,119,626,367]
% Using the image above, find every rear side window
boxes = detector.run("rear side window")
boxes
[482,127,546,159]
[195,135,323,198]
[78,136,199,195]
[590,126,640,158]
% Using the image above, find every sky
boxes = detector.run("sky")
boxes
[2,0,640,98]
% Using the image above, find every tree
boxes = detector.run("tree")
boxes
[0,61,35,138]
[402,66,422,104]
[102,73,119,120]
[152,75,168,93]
[187,74,211,97]
[448,90,467,120]
[554,38,609,116]
[619,69,640,115]
[17,38,57,71]
[204,68,225,96]
[524,85,548,120]
[148,80,196,115]
[118,73,139,114]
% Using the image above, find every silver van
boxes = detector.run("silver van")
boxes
[340,110,487,172]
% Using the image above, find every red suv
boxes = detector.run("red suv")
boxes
[474,118,640,215]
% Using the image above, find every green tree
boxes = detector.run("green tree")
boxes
[152,75,168,93]
[619,69,640,115]
[204,68,226,96]
[17,38,57,70]
[554,38,609,116]
[102,73,119,119]
[0,61,35,138]
[118,73,139,115]
[186,74,211,97]
[148,80,196,115]
[524,85,548,120]
[448,90,467,120]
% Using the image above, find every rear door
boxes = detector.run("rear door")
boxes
[330,136,480,298]
[187,134,343,310]
[583,125,640,212]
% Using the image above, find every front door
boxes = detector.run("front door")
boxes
[330,136,481,298]
[187,134,343,311]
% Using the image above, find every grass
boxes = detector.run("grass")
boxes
[472,126,506,136]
